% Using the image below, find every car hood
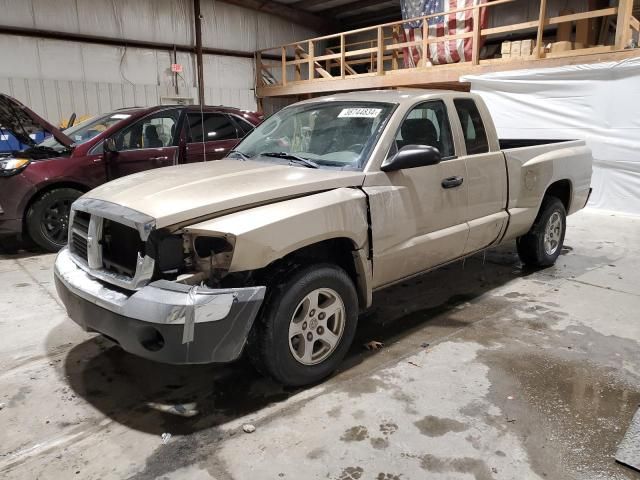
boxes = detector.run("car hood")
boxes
[83,159,366,228]
[0,94,74,148]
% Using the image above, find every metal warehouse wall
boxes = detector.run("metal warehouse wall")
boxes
[0,0,318,123]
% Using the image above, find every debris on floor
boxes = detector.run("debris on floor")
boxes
[364,340,384,351]
[161,433,172,445]
[615,406,640,472]
[147,402,199,417]
[242,424,256,434]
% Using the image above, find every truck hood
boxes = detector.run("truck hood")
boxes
[83,159,366,228]
[0,94,74,148]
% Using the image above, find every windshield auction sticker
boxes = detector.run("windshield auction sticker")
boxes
[338,108,382,118]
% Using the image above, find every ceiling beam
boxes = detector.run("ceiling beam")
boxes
[345,7,402,28]
[218,0,338,32]
[325,0,393,18]
[288,0,335,10]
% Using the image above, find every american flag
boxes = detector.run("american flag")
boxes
[400,0,488,67]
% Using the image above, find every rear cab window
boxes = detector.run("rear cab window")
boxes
[453,99,489,155]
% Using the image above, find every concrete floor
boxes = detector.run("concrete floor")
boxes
[1,209,639,480]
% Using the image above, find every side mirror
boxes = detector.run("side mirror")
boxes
[381,145,441,172]
[103,138,118,154]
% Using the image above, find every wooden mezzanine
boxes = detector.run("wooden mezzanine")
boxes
[255,0,640,100]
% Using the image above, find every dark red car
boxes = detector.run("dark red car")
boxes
[0,94,262,251]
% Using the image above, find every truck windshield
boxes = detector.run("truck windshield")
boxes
[37,112,132,152]
[233,101,395,169]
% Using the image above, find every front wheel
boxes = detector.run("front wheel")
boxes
[25,188,82,252]
[517,196,566,267]
[248,264,358,387]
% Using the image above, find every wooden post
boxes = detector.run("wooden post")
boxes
[377,26,384,75]
[422,16,429,67]
[256,51,263,88]
[308,40,314,81]
[340,35,346,78]
[294,47,301,81]
[281,47,287,86]
[472,6,481,64]
[392,25,399,70]
[370,40,375,72]
[535,0,547,58]
[615,0,633,50]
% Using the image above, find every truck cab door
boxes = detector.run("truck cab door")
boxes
[452,98,508,254]
[367,100,469,288]
[107,110,180,178]
[182,112,240,163]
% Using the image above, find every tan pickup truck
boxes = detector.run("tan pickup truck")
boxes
[54,90,592,386]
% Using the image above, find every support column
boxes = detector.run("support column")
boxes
[193,0,205,105]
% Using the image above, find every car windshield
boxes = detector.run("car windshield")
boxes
[233,101,395,170]
[37,112,133,151]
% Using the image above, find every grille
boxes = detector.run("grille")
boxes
[70,211,90,259]
[101,219,145,277]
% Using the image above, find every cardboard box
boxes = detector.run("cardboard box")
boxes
[521,39,534,56]
[548,41,585,53]
[510,40,522,56]
[549,41,572,53]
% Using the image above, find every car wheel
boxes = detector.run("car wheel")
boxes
[26,188,82,252]
[248,264,358,387]
[517,196,566,267]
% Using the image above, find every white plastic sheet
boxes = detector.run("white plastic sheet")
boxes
[463,57,640,216]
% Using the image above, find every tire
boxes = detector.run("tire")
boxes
[248,264,359,387]
[25,188,82,252]
[517,196,566,267]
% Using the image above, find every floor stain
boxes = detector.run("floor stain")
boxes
[340,425,369,442]
[8,386,32,408]
[327,406,342,418]
[379,422,398,436]
[337,466,364,480]
[376,473,401,480]
[482,326,640,480]
[306,447,326,460]
[420,454,494,480]
[369,437,389,450]
[414,415,467,437]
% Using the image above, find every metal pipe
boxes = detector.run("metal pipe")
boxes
[193,0,205,106]
[0,25,285,61]
[173,44,179,95]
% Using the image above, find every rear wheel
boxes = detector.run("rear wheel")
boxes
[517,196,566,267]
[248,264,358,387]
[26,188,82,252]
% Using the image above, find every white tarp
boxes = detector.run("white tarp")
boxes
[463,57,640,216]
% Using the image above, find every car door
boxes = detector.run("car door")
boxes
[182,112,240,163]
[368,100,469,288]
[108,109,181,178]
[452,98,509,255]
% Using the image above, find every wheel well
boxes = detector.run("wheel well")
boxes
[545,180,572,212]
[22,182,89,226]
[258,238,364,308]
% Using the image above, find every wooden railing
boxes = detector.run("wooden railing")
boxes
[256,0,639,96]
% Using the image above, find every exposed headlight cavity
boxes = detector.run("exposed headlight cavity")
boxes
[191,234,235,287]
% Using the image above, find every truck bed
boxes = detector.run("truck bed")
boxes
[499,138,573,150]
[500,138,592,242]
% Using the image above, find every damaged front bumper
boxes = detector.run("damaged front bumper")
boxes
[54,247,266,364]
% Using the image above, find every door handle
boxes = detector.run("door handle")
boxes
[150,156,169,161]
[441,176,464,189]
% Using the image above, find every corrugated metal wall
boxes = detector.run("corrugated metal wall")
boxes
[0,0,318,123]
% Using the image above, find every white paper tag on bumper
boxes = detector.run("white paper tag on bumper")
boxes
[338,108,382,118]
